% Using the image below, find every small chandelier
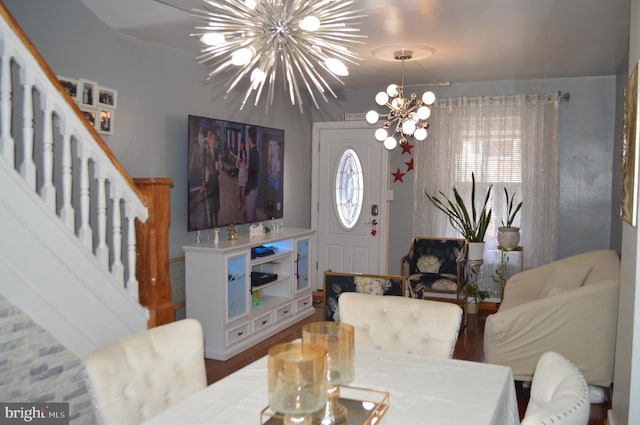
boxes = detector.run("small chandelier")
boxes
[365,50,436,151]
[192,0,366,113]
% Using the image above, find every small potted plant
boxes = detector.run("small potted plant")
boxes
[425,172,492,263]
[497,187,522,249]
[464,281,490,314]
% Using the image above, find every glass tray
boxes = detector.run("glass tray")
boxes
[260,385,390,425]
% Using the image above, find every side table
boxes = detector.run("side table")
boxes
[498,246,524,301]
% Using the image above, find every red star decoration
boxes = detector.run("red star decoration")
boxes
[392,168,406,183]
[405,157,414,171]
[401,142,414,155]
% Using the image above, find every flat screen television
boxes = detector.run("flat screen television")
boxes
[187,115,284,232]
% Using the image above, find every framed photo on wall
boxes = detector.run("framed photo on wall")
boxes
[80,107,96,128]
[78,79,97,107]
[621,60,640,226]
[97,109,114,135]
[97,86,118,109]
[57,75,78,101]
[323,271,406,321]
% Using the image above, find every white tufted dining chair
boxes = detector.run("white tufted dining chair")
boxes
[84,318,207,425]
[521,351,590,425]
[337,292,463,358]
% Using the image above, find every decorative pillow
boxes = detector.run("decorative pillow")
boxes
[417,255,440,273]
[539,264,592,298]
[432,278,457,291]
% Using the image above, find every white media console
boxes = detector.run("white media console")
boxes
[183,228,316,360]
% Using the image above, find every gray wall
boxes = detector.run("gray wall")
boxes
[313,76,621,274]
[4,0,314,259]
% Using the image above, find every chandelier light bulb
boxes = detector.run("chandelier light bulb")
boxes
[422,91,436,105]
[325,58,349,76]
[299,15,321,31]
[402,120,416,135]
[386,84,399,97]
[366,110,380,124]
[231,47,254,66]
[250,68,266,89]
[375,128,388,141]
[414,127,428,141]
[384,136,398,151]
[200,32,225,46]
[417,105,431,120]
[375,92,389,106]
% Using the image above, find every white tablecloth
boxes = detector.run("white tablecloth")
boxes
[141,349,520,425]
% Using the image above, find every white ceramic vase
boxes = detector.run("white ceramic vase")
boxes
[467,241,485,264]
[497,227,520,249]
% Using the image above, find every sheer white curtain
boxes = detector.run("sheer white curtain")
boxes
[412,93,559,296]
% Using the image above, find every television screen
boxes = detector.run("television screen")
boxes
[188,115,284,231]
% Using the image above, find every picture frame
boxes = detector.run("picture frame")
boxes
[80,107,96,128]
[97,86,118,109]
[78,78,97,107]
[57,75,78,101]
[97,108,114,135]
[621,60,640,226]
[323,271,406,321]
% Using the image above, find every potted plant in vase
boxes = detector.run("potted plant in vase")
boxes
[464,280,490,314]
[497,187,522,249]
[425,172,493,263]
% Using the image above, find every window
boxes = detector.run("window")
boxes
[334,148,363,230]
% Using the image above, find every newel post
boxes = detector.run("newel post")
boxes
[134,177,175,328]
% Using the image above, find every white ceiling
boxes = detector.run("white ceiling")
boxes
[80,0,630,90]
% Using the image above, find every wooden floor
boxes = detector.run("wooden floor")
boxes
[205,305,609,424]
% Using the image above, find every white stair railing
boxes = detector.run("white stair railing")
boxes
[0,7,148,302]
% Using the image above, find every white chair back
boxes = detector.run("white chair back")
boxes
[84,319,207,425]
[338,292,462,358]
[521,351,590,425]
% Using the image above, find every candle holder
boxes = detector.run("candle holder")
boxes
[268,342,328,425]
[302,322,355,425]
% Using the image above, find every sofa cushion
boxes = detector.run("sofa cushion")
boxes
[539,264,591,298]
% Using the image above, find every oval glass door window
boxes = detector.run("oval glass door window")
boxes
[334,148,364,229]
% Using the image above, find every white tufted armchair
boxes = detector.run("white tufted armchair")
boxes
[84,318,207,425]
[521,351,590,425]
[338,292,463,358]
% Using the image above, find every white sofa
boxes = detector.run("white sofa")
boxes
[483,250,620,387]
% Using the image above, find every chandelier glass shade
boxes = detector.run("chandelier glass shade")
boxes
[365,52,436,150]
[192,0,366,113]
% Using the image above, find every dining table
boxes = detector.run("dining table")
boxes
[141,348,520,425]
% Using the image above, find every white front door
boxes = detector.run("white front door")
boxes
[311,121,389,290]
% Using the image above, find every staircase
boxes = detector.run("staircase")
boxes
[0,5,149,357]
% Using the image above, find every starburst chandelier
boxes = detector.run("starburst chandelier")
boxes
[192,0,366,113]
[365,50,436,150]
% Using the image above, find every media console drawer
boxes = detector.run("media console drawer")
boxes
[252,311,273,332]
[275,303,294,321]
[296,295,312,312]
[226,322,251,346]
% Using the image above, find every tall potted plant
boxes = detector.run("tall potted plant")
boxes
[497,187,522,249]
[425,173,492,263]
